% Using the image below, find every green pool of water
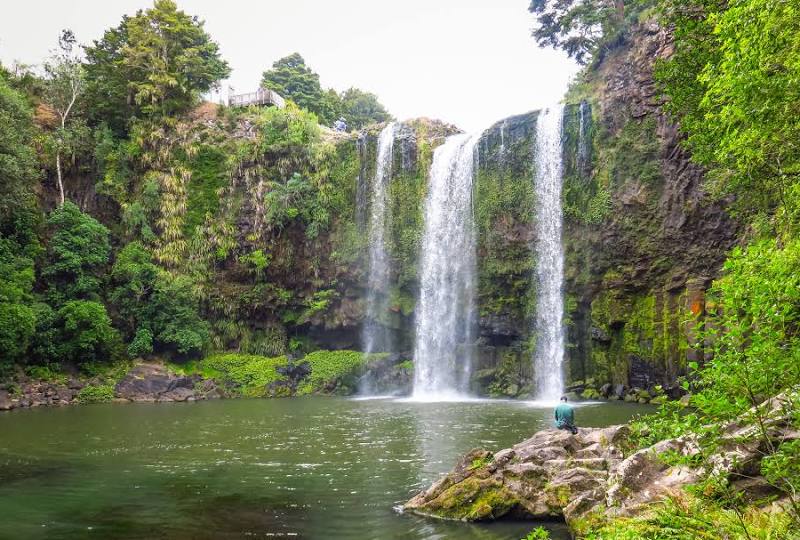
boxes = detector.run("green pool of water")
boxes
[0,397,650,539]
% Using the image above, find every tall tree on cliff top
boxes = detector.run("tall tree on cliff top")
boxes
[262,53,393,128]
[42,29,84,206]
[529,0,628,64]
[262,53,331,123]
[84,0,230,132]
[339,88,393,130]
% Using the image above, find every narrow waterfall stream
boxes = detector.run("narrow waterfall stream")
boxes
[532,106,566,401]
[362,123,397,372]
[412,133,480,399]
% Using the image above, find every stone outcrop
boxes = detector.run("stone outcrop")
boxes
[0,362,227,412]
[404,392,797,531]
[404,425,631,523]
[560,21,740,393]
[0,377,84,410]
[114,363,224,402]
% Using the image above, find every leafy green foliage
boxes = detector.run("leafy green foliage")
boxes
[127,327,153,357]
[110,242,209,357]
[529,0,655,64]
[656,0,800,235]
[25,364,67,384]
[301,350,385,394]
[696,239,800,420]
[338,87,392,130]
[261,53,391,128]
[76,384,115,404]
[0,73,38,230]
[57,300,119,364]
[185,145,228,234]
[84,0,230,130]
[178,353,288,397]
[522,528,551,540]
[0,238,37,363]
[575,494,793,539]
[262,53,333,124]
[43,202,110,304]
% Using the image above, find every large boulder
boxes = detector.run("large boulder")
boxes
[404,425,630,523]
[115,363,204,402]
[404,390,799,532]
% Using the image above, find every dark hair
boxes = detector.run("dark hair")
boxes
[560,395,568,402]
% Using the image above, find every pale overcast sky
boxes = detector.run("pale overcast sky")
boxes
[0,0,578,132]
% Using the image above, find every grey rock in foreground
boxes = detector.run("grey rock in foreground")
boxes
[403,391,797,530]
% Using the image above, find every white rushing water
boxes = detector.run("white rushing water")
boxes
[362,123,397,365]
[412,133,480,399]
[532,106,566,401]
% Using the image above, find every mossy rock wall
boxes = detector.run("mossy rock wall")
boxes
[558,23,741,392]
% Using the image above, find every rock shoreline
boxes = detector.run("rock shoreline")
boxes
[403,392,796,533]
[0,354,413,412]
[0,363,227,411]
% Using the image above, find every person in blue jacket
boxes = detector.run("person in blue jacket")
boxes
[554,395,578,434]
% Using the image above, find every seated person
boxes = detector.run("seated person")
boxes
[554,395,578,434]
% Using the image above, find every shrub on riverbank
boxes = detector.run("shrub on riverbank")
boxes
[77,384,114,404]
[172,353,289,397]
[299,350,389,395]
[571,495,792,540]
[170,350,390,397]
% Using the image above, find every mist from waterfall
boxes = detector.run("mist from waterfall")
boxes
[412,133,480,399]
[532,106,566,401]
[362,123,397,371]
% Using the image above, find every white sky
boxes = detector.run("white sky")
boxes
[0,0,578,132]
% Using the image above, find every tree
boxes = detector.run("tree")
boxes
[84,0,230,130]
[528,0,635,64]
[657,0,800,234]
[262,53,330,123]
[82,18,132,133]
[339,87,392,130]
[110,241,209,357]
[42,29,85,206]
[42,202,110,304]
[261,54,393,128]
[57,300,119,364]
[0,73,39,232]
[0,238,36,365]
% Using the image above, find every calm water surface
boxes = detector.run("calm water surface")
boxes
[0,397,649,539]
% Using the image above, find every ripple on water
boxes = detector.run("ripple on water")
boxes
[0,396,650,539]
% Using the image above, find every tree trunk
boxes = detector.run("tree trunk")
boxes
[56,149,65,206]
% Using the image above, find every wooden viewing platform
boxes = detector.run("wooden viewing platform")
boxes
[228,86,285,109]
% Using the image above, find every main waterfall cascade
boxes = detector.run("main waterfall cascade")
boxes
[532,106,567,401]
[362,123,397,367]
[412,133,481,399]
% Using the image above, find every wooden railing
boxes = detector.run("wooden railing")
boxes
[229,87,285,109]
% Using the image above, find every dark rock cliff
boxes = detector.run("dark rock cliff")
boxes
[561,23,740,392]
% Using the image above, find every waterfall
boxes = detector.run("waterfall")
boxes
[412,133,480,399]
[532,106,566,401]
[362,123,397,367]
